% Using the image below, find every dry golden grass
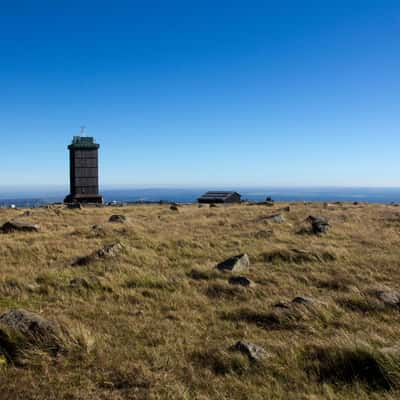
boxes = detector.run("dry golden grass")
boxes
[0,202,400,399]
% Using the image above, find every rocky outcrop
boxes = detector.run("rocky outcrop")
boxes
[1,221,39,233]
[258,213,285,224]
[307,215,330,234]
[72,243,123,266]
[234,340,267,361]
[216,254,250,272]
[376,290,400,307]
[109,215,127,223]
[0,309,66,362]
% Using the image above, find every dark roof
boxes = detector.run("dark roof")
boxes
[198,191,240,200]
[69,136,99,150]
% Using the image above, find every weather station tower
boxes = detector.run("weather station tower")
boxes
[64,127,103,204]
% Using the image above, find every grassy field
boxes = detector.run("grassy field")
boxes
[0,202,400,399]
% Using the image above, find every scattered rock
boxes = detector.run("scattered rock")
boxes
[209,204,217,208]
[258,213,285,224]
[234,340,267,361]
[109,214,127,223]
[21,210,32,217]
[1,221,39,233]
[170,205,179,211]
[228,276,254,287]
[72,243,123,266]
[307,215,330,234]
[279,206,291,212]
[0,309,65,361]
[376,290,400,306]
[292,296,321,306]
[216,254,250,272]
[91,224,106,237]
[96,242,123,258]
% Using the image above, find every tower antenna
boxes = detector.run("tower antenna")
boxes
[80,126,86,136]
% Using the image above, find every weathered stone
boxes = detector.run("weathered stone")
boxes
[1,221,39,233]
[307,215,329,234]
[96,242,123,258]
[109,214,127,223]
[0,309,65,360]
[376,291,400,306]
[216,254,250,272]
[91,224,106,237]
[228,276,254,287]
[292,296,319,306]
[234,340,267,361]
[258,213,285,224]
[72,243,123,266]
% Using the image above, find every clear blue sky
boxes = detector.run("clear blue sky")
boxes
[0,1,399,187]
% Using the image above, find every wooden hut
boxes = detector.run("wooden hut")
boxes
[197,191,241,204]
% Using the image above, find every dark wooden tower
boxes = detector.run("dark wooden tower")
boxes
[64,135,103,204]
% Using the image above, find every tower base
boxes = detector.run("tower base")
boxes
[64,194,104,204]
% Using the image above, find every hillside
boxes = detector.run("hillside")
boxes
[0,202,400,399]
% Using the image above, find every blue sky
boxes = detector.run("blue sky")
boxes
[0,1,399,187]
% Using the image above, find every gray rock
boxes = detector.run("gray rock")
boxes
[259,213,285,224]
[72,243,123,266]
[109,214,127,223]
[96,242,123,258]
[1,221,39,233]
[91,224,106,237]
[292,296,318,306]
[228,276,254,287]
[216,254,250,272]
[0,309,65,359]
[376,291,400,306]
[234,340,267,361]
[307,215,329,234]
